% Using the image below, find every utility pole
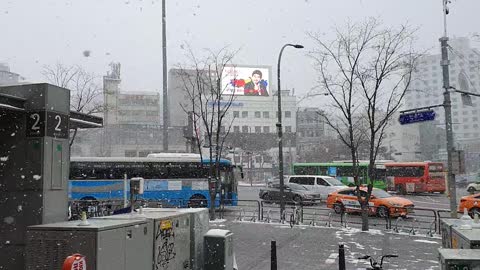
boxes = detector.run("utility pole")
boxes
[162,0,169,152]
[440,0,457,218]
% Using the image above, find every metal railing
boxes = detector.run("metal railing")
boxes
[69,198,453,236]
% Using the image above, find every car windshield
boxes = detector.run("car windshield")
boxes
[371,189,392,199]
[325,177,345,186]
[286,183,308,191]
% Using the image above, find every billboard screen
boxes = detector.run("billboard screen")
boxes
[222,66,270,96]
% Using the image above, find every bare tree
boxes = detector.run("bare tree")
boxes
[176,46,239,220]
[310,18,419,231]
[42,63,103,147]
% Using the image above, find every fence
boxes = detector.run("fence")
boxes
[69,198,451,236]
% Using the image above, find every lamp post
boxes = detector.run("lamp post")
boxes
[277,43,303,221]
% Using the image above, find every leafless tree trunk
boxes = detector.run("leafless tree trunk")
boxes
[176,46,239,220]
[310,18,419,231]
[42,63,104,148]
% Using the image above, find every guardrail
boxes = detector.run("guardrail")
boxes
[69,198,454,236]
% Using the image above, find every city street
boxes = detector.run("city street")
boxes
[212,220,441,269]
[238,185,471,210]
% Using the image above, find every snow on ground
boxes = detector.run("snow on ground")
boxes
[238,181,266,187]
[414,239,440,244]
[210,219,227,223]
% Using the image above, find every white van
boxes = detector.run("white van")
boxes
[286,175,346,199]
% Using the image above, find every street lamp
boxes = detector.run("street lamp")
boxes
[277,43,303,221]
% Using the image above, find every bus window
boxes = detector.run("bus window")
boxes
[387,166,425,177]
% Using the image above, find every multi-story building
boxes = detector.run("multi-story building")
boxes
[403,37,480,165]
[383,111,421,162]
[0,63,20,85]
[296,107,326,162]
[72,63,186,157]
[168,67,298,180]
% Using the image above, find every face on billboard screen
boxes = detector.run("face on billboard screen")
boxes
[222,66,270,96]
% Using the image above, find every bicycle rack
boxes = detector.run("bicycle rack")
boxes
[426,220,435,237]
[265,210,271,223]
[343,212,349,228]
[327,212,333,227]
[310,211,316,226]
[393,217,404,233]
[251,210,257,222]
[236,208,245,221]
[409,218,417,236]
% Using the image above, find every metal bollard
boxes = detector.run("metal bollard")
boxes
[338,244,346,270]
[271,240,277,270]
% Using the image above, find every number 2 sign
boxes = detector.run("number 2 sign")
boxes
[26,111,69,139]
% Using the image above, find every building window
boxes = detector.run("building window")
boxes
[464,125,469,129]
[263,111,269,118]
[255,126,261,133]
[242,126,249,133]
[474,124,479,129]
[242,111,248,118]
[233,111,240,118]
[285,111,291,118]
[285,126,292,133]
[453,111,458,116]
[233,126,240,133]
[462,111,468,115]
[254,111,261,118]
[263,126,270,133]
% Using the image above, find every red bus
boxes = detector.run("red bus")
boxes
[385,162,446,194]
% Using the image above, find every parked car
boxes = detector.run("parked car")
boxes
[467,181,480,194]
[326,187,414,218]
[259,182,322,204]
[287,175,346,200]
[459,193,480,217]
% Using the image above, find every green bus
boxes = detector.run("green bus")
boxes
[291,162,388,190]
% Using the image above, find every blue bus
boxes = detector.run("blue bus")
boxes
[69,153,241,207]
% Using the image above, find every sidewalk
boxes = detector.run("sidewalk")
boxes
[212,220,441,270]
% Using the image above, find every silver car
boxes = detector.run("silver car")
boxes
[287,175,346,200]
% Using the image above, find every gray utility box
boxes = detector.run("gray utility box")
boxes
[25,219,152,270]
[439,248,480,270]
[204,229,234,270]
[94,208,206,270]
[451,225,480,249]
[441,219,468,248]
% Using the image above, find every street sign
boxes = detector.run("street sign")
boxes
[399,110,436,125]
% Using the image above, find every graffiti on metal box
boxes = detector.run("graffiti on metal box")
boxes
[155,220,176,269]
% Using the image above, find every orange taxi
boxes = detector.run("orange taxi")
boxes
[326,187,414,217]
[459,193,480,217]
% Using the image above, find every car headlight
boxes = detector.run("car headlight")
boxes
[303,195,313,199]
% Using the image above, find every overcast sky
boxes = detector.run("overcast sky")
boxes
[1,0,479,102]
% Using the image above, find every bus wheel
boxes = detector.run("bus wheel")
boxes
[396,185,406,195]
[189,195,207,208]
[376,206,389,218]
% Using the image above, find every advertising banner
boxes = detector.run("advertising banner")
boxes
[222,66,271,96]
